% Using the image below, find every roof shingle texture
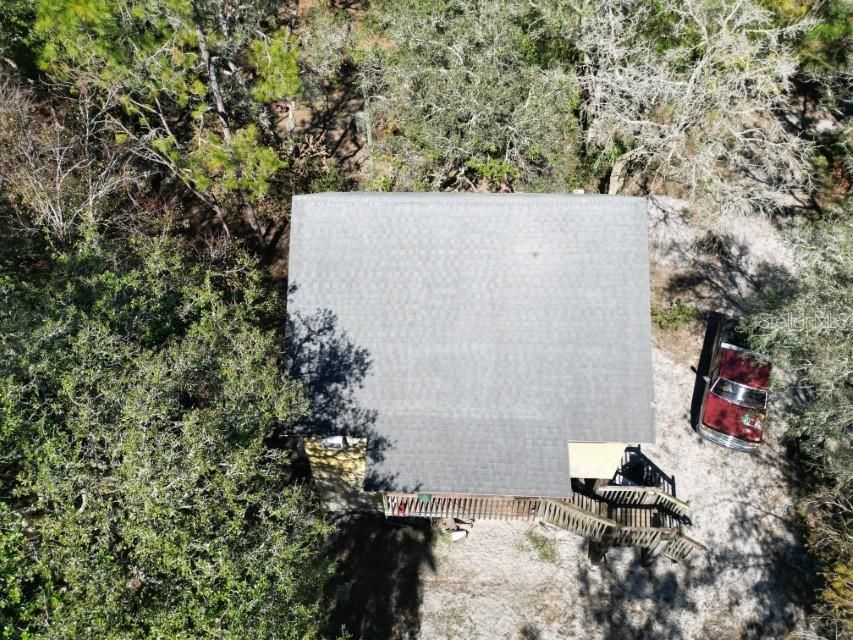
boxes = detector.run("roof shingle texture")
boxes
[288,193,654,497]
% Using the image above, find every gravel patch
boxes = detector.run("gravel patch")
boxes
[648,196,798,316]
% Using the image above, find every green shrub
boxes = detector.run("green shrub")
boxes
[651,301,700,330]
[526,530,558,564]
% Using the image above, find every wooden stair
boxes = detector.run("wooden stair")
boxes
[537,499,616,540]
[379,446,705,563]
[663,533,706,562]
[595,485,691,519]
[382,491,704,563]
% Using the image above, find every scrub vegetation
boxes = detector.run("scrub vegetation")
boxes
[651,301,702,331]
[0,0,849,637]
[525,529,560,564]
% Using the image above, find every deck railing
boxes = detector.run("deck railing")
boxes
[537,499,617,540]
[595,485,691,519]
[381,491,704,563]
[382,493,539,520]
[663,533,706,562]
[610,527,665,549]
[380,442,705,564]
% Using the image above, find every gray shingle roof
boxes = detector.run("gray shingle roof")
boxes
[287,193,654,498]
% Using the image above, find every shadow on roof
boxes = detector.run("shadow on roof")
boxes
[285,289,398,491]
[285,310,401,493]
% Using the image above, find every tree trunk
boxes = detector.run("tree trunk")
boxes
[196,25,266,248]
[608,148,643,195]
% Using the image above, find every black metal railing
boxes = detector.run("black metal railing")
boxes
[613,445,677,497]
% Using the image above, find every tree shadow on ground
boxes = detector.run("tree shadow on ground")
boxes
[698,499,818,639]
[577,558,695,640]
[575,511,817,640]
[284,298,436,639]
[294,59,365,167]
[666,230,797,316]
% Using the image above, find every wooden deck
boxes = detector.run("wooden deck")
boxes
[378,446,706,563]
[383,493,540,520]
[381,489,705,563]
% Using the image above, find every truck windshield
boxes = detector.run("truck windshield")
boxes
[711,378,767,410]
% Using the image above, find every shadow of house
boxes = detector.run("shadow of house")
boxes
[326,514,436,640]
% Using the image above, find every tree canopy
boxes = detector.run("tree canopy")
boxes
[0,0,850,636]
[357,0,814,213]
[0,222,334,638]
[359,0,582,191]
[30,0,301,245]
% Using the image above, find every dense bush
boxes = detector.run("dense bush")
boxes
[0,223,334,638]
[358,0,584,192]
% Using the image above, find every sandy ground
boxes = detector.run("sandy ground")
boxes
[415,201,814,640]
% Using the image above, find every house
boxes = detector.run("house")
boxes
[287,193,702,562]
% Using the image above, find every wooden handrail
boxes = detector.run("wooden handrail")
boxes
[539,499,618,528]
[610,527,665,549]
[663,533,706,562]
[537,500,618,541]
[595,485,691,517]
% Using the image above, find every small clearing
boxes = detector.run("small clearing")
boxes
[416,202,814,640]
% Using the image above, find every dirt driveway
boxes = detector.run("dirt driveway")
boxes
[416,200,816,640]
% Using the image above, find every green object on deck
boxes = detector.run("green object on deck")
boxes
[417,493,432,503]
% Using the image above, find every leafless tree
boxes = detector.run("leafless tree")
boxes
[357,0,581,191]
[574,0,815,216]
[297,2,354,100]
[0,79,136,241]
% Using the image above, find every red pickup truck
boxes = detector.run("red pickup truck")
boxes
[697,338,772,452]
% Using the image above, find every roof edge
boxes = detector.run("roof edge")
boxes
[293,192,647,205]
